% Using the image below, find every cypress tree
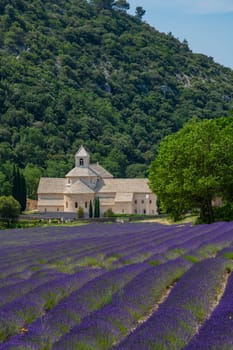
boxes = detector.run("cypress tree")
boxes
[89,200,93,218]
[16,167,21,205]
[12,165,17,201]
[94,197,100,218]
[97,197,100,217]
[12,166,27,212]
[20,171,27,211]
[12,166,20,204]
[94,197,98,218]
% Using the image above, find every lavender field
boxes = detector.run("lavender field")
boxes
[0,221,233,350]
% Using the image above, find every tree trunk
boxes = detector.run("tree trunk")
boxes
[200,199,214,224]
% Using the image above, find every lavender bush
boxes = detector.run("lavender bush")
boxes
[114,258,229,350]
[0,221,232,349]
[183,271,233,350]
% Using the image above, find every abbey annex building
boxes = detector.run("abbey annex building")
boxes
[37,146,158,216]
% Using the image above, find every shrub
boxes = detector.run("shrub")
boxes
[77,206,84,219]
[213,203,233,221]
[0,195,21,227]
[103,208,114,217]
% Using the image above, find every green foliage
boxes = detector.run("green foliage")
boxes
[77,206,85,219]
[149,118,233,223]
[183,255,199,263]
[213,203,233,222]
[125,163,148,178]
[0,195,21,226]
[23,164,42,199]
[12,165,26,211]
[88,200,93,218]
[103,208,114,217]
[114,0,130,11]
[0,0,233,189]
[135,6,146,20]
[94,197,100,218]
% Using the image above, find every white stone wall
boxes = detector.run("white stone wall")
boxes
[114,202,133,215]
[37,194,64,212]
[64,194,94,215]
[133,193,157,215]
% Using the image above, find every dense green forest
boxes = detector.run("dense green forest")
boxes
[0,0,233,198]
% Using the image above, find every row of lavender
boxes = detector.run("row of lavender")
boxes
[0,221,232,349]
[0,221,227,308]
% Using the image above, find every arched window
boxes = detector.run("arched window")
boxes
[79,158,84,166]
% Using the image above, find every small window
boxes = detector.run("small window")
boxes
[143,209,146,214]
[149,200,152,204]
[141,200,144,204]
[57,208,59,212]
[79,158,84,166]
[66,202,68,208]
[134,200,137,204]
[134,209,137,214]
[85,202,88,209]
[75,202,78,208]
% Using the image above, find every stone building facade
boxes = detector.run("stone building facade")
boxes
[37,146,158,216]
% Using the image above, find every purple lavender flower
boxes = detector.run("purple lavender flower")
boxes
[113,258,228,350]
[52,257,191,350]
[183,271,233,350]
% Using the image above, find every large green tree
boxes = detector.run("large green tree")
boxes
[0,196,21,227]
[0,0,233,183]
[23,164,42,199]
[149,118,233,223]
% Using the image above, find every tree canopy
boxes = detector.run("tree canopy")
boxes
[149,118,233,223]
[0,0,233,191]
[0,196,21,227]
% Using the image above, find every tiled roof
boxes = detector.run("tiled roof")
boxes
[64,180,94,194]
[97,178,152,193]
[37,178,65,194]
[65,167,97,178]
[115,192,133,202]
[90,163,113,178]
[75,145,90,158]
[37,177,153,196]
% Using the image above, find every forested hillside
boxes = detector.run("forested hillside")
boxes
[0,0,233,198]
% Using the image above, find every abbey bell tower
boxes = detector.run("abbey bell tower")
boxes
[75,145,90,168]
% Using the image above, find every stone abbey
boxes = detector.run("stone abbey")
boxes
[37,146,157,216]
